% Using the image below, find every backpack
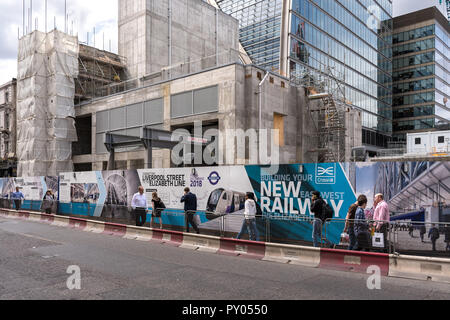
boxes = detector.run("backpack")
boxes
[432,228,440,240]
[322,202,334,221]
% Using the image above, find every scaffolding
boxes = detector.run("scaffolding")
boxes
[17,30,79,177]
[75,44,128,105]
[291,58,349,163]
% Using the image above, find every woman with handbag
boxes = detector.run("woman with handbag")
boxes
[151,192,165,229]
[42,190,55,214]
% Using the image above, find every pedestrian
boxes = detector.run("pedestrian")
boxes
[428,224,440,252]
[445,225,450,252]
[354,195,371,251]
[12,187,25,211]
[151,192,165,229]
[236,192,260,241]
[373,193,390,251]
[42,190,55,214]
[181,187,200,234]
[420,224,427,243]
[131,186,148,227]
[311,191,332,248]
[408,225,414,238]
[344,200,359,250]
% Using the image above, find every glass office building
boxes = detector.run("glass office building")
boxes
[392,7,450,142]
[214,0,394,149]
[216,0,283,71]
[447,0,450,21]
[289,0,393,148]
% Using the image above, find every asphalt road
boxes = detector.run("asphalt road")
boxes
[0,216,449,300]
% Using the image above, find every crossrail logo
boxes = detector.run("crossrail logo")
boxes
[315,163,336,185]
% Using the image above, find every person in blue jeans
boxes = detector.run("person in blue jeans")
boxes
[354,195,371,251]
[237,192,260,241]
[311,191,332,248]
[344,202,359,250]
[11,187,25,211]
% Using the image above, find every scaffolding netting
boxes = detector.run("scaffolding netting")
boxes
[17,30,79,177]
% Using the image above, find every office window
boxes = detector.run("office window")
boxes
[415,138,421,145]
[193,86,219,114]
[171,92,193,118]
[144,98,164,125]
[96,110,109,133]
[110,107,126,131]
[126,103,143,128]
[96,133,108,154]
[438,136,445,144]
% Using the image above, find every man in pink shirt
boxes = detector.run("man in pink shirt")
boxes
[373,193,390,252]
[373,194,390,231]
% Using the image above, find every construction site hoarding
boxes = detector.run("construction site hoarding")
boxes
[0,161,447,246]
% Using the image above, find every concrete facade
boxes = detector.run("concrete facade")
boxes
[73,63,336,170]
[118,0,239,80]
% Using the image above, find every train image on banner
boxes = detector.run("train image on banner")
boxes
[206,188,246,220]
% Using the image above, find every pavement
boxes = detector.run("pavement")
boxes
[0,216,449,300]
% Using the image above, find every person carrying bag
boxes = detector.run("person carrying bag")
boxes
[151,192,165,229]
[42,190,55,214]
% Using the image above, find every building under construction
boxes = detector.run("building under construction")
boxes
[13,0,364,176]
[75,44,128,105]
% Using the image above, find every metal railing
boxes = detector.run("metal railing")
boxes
[324,218,394,253]
[390,221,450,256]
[376,148,407,158]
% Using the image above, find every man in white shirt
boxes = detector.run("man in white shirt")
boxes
[131,186,148,227]
[236,192,260,241]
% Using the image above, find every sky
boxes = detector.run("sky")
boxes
[0,0,118,85]
[0,0,447,85]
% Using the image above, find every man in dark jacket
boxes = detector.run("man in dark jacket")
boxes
[420,225,427,243]
[428,225,440,251]
[444,225,450,252]
[310,191,331,248]
[181,187,200,234]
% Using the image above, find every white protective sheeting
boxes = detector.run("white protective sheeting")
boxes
[17,30,79,177]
